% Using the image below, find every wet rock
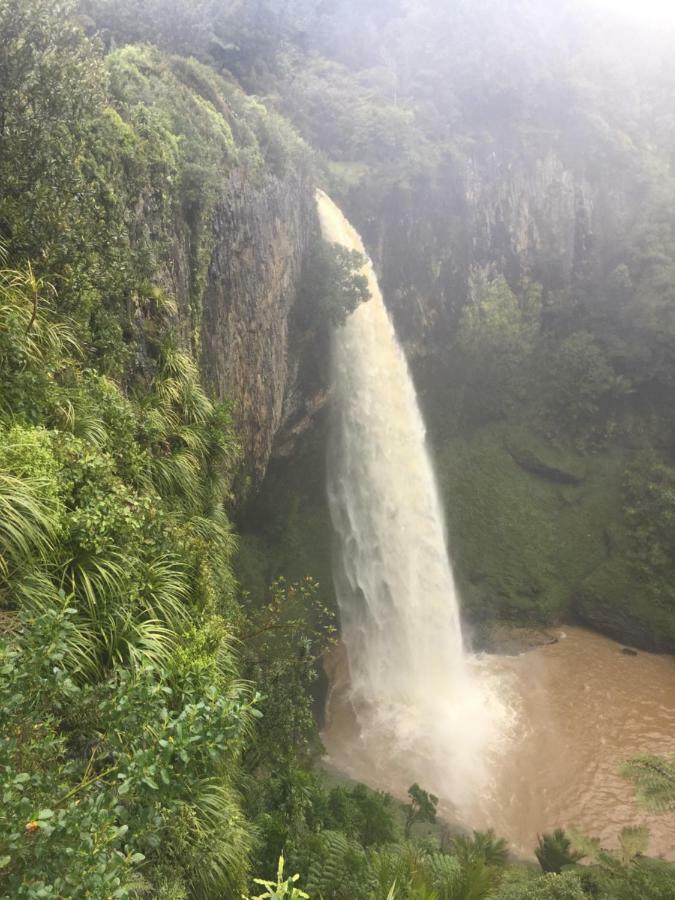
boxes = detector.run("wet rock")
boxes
[346,141,631,353]
[471,622,559,656]
[575,595,675,655]
[200,170,318,483]
[506,442,584,485]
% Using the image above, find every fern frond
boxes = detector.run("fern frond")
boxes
[618,825,650,864]
[304,830,372,898]
[622,754,675,812]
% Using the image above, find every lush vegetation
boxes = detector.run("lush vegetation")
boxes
[424,253,675,647]
[0,2,338,894]
[1,0,674,897]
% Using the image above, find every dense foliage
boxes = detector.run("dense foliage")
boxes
[0,2,325,894]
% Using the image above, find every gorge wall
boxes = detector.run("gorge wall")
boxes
[242,131,675,655]
[338,136,675,653]
[101,47,321,484]
[55,1,675,655]
[199,170,316,482]
[345,135,649,350]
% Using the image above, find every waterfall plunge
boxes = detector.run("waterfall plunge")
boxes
[318,191,509,815]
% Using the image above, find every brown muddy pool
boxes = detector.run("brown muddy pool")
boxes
[322,627,675,859]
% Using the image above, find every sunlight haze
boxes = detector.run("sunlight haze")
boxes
[586,0,675,24]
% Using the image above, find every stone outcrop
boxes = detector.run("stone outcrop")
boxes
[199,170,318,482]
[575,595,675,655]
[346,138,642,350]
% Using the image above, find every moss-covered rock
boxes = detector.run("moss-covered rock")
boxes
[504,427,587,485]
[576,559,675,654]
[236,412,335,609]
[435,423,625,624]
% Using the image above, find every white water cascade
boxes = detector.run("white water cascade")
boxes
[317,190,508,815]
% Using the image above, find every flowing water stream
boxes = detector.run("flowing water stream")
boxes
[316,191,675,858]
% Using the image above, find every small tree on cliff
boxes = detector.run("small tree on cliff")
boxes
[298,240,371,329]
[404,782,438,838]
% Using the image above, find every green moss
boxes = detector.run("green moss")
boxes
[436,424,624,623]
[579,559,675,650]
[504,425,588,484]
[101,45,313,359]
[236,422,335,612]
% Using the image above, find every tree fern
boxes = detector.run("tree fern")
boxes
[447,829,509,868]
[427,851,493,900]
[622,754,675,812]
[368,846,415,899]
[617,825,650,864]
[426,853,463,897]
[304,830,373,898]
[535,830,585,874]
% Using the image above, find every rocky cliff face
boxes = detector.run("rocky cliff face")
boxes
[196,138,634,486]
[134,164,319,485]
[199,171,317,482]
[104,47,323,486]
[346,138,645,349]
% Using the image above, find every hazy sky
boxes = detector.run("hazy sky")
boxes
[587,0,675,24]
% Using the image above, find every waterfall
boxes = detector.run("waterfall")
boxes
[317,190,507,814]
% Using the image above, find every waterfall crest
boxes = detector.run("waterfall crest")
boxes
[317,190,507,812]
